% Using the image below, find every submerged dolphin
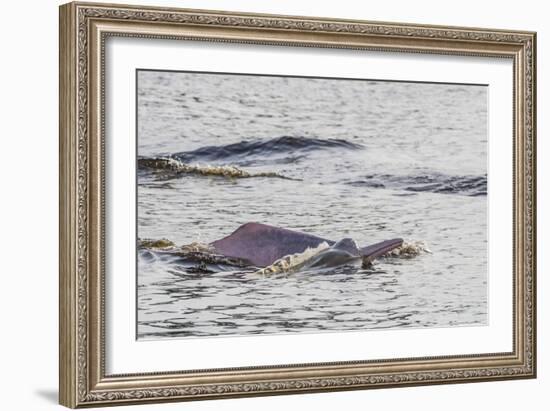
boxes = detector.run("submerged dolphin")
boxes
[210,222,402,268]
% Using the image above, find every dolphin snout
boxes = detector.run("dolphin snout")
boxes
[360,238,403,261]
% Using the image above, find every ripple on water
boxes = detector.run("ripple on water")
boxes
[136,72,488,340]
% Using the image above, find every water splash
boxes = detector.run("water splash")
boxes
[138,238,175,249]
[254,242,331,277]
[179,242,215,253]
[382,241,431,258]
[138,157,293,180]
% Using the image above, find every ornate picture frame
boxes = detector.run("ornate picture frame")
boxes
[59,1,536,408]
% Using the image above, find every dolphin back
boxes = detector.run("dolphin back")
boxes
[210,222,334,267]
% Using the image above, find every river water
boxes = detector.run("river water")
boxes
[136,70,488,340]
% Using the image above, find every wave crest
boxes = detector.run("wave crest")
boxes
[172,136,362,165]
[138,157,293,180]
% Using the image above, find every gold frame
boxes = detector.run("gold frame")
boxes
[59,1,537,408]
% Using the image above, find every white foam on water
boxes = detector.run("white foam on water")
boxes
[383,241,431,258]
[254,242,331,277]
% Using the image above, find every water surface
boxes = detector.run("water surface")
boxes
[136,70,488,339]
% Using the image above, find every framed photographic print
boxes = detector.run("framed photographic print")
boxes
[59,1,537,408]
